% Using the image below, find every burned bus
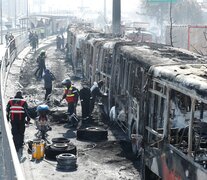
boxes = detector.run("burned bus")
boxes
[67,26,207,179]
[110,43,207,179]
[67,24,114,78]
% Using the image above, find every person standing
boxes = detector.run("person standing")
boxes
[79,82,91,120]
[90,80,107,114]
[34,31,39,48]
[6,91,31,152]
[60,79,79,126]
[43,69,55,102]
[56,35,61,50]
[35,50,46,80]
[61,34,65,50]
[5,32,9,45]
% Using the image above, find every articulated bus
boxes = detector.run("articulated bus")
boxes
[66,25,207,179]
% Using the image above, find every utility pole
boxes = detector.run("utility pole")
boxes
[112,0,121,36]
[27,0,29,31]
[14,0,17,28]
[104,0,106,21]
[103,0,106,32]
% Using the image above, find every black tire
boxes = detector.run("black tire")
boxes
[45,143,77,160]
[51,137,70,144]
[56,153,77,166]
[53,143,69,149]
[56,153,77,171]
[77,127,108,141]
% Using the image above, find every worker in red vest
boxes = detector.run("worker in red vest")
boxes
[6,91,30,152]
[60,78,79,126]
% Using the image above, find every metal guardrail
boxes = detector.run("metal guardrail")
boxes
[0,32,28,180]
[0,26,55,179]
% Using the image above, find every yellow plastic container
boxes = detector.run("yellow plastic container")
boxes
[36,144,41,160]
[32,140,45,160]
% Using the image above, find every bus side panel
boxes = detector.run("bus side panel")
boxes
[145,145,206,180]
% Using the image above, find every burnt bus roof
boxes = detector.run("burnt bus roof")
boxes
[152,64,207,102]
[117,42,206,70]
[117,42,207,101]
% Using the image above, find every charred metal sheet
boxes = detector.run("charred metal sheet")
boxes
[145,144,207,180]
[151,64,207,101]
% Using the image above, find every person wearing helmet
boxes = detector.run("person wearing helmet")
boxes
[61,78,71,86]
[60,78,79,126]
[34,50,46,80]
[36,104,52,139]
[6,91,31,152]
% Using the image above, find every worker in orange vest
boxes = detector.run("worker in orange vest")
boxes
[6,91,31,152]
[60,78,79,126]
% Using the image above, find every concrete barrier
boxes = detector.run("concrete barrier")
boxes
[0,32,28,180]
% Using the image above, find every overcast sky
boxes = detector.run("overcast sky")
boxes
[42,0,141,13]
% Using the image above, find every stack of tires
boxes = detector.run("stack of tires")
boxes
[56,153,77,171]
[45,138,77,160]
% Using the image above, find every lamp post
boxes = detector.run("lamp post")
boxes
[26,0,29,31]
[0,0,3,44]
[104,0,106,21]
[14,0,16,28]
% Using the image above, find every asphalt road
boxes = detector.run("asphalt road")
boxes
[5,35,141,180]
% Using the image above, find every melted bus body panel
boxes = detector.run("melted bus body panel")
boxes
[67,25,207,179]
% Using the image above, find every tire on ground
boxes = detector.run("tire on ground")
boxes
[45,143,77,160]
[56,153,77,166]
[56,153,77,171]
[77,127,108,141]
[51,137,70,144]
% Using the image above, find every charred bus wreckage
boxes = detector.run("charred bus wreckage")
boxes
[66,24,207,179]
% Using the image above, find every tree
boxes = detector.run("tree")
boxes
[141,0,203,25]
[172,0,203,24]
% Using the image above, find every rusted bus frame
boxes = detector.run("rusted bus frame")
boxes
[67,25,207,178]
[111,42,149,130]
[145,143,207,179]
[145,68,207,179]
[111,44,206,179]
[66,25,108,79]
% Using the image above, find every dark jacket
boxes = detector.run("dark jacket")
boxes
[37,55,46,69]
[80,86,91,102]
[43,70,55,89]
